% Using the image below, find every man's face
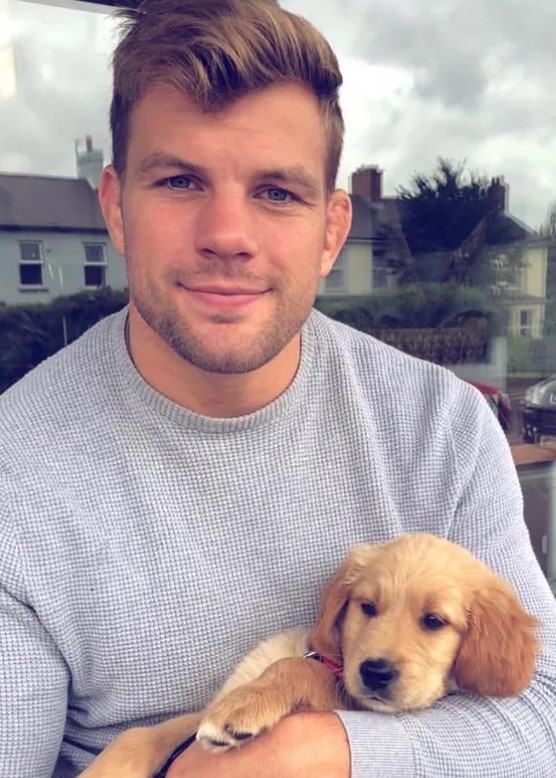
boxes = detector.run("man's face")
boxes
[101,82,350,374]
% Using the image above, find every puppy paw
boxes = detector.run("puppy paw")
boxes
[196,719,254,752]
[196,687,289,752]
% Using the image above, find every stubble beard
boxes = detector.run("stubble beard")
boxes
[132,276,315,375]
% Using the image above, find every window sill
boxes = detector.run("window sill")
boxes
[18,286,49,293]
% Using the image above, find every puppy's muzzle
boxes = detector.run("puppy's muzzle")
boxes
[359,658,399,695]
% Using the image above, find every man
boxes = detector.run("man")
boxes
[1,0,555,776]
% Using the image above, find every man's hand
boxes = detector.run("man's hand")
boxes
[165,711,350,778]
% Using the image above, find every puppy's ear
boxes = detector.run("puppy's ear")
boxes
[453,575,539,697]
[310,562,351,660]
[311,551,363,661]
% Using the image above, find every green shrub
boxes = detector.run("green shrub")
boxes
[0,288,128,393]
[316,284,492,364]
[316,282,500,331]
[1,283,494,393]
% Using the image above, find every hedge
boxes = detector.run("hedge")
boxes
[0,285,490,393]
[0,288,128,393]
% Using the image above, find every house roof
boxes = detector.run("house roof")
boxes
[0,173,107,232]
[486,211,535,244]
[348,194,421,243]
[0,172,537,246]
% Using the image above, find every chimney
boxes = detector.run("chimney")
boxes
[351,165,383,202]
[488,176,509,213]
[75,136,104,190]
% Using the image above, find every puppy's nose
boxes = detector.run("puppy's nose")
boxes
[359,658,399,691]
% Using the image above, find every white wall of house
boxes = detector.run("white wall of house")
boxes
[507,244,548,337]
[319,240,373,296]
[0,230,126,305]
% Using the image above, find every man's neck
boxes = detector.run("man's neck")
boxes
[126,313,302,418]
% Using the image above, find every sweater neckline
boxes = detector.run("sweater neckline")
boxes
[109,307,319,433]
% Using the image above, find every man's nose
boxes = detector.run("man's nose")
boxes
[195,192,258,261]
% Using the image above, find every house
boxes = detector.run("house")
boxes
[0,144,548,338]
[485,210,549,339]
[0,138,126,306]
[1,150,386,306]
[326,164,550,337]
[318,165,396,297]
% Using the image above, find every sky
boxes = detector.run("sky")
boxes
[1,0,555,228]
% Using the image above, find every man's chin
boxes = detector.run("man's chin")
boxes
[167,338,278,375]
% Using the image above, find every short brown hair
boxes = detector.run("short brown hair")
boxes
[110,0,344,191]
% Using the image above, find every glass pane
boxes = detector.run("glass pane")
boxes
[19,241,41,261]
[0,0,125,312]
[84,243,106,264]
[84,264,105,287]
[0,0,554,460]
[19,262,43,286]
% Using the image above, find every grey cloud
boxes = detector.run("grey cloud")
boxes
[1,2,112,177]
[1,0,554,227]
[286,0,556,225]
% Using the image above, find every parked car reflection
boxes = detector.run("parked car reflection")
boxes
[467,379,512,434]
[521,376,556,445]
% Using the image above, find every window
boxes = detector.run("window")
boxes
[19,241,43,286]
[1,0,555,473]
[520,309,534,338]
[84,243,107,288]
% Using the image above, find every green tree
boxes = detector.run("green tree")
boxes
[397,158,500,254]
[395,158,523,288]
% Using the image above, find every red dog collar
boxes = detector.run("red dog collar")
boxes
[304,650,343,678]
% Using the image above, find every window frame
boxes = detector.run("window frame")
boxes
[14,0,556,473]
[18,239,45,288]
[83,241,107,289]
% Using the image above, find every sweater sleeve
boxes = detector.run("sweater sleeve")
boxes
[0,479,70,778]
[335,386,556,777]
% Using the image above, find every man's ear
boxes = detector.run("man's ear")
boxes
[319,189,352,277]
[98,164,125,257]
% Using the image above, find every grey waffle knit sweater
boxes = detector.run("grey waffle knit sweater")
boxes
[1,307,555,777]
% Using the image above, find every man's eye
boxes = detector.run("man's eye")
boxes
[166,175,194,190]
[262,187,294,203]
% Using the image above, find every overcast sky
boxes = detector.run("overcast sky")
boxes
[1,0,555,227]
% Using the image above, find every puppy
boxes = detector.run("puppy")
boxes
[83,534,539,777]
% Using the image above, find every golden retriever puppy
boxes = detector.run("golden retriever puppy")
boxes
[83,534,539,778]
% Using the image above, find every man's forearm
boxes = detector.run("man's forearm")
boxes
[166,711,350,778]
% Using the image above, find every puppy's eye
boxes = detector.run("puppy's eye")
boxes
[421,613,446,631]
[361,602,377,617]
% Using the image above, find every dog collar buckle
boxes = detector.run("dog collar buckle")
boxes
[304,650,344,678]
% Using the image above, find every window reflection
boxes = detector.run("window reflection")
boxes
[1,2,556,562]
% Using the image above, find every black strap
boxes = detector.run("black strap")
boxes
[153,733,197,778]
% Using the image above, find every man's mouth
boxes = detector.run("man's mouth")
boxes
[182,284,268,310]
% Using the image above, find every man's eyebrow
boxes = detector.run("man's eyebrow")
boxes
[257,167,322,194]
[135,152,203,178]
[135,154,322,194]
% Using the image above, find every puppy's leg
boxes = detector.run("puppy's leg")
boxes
[81,711,202,778]
[197,657,342,751]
